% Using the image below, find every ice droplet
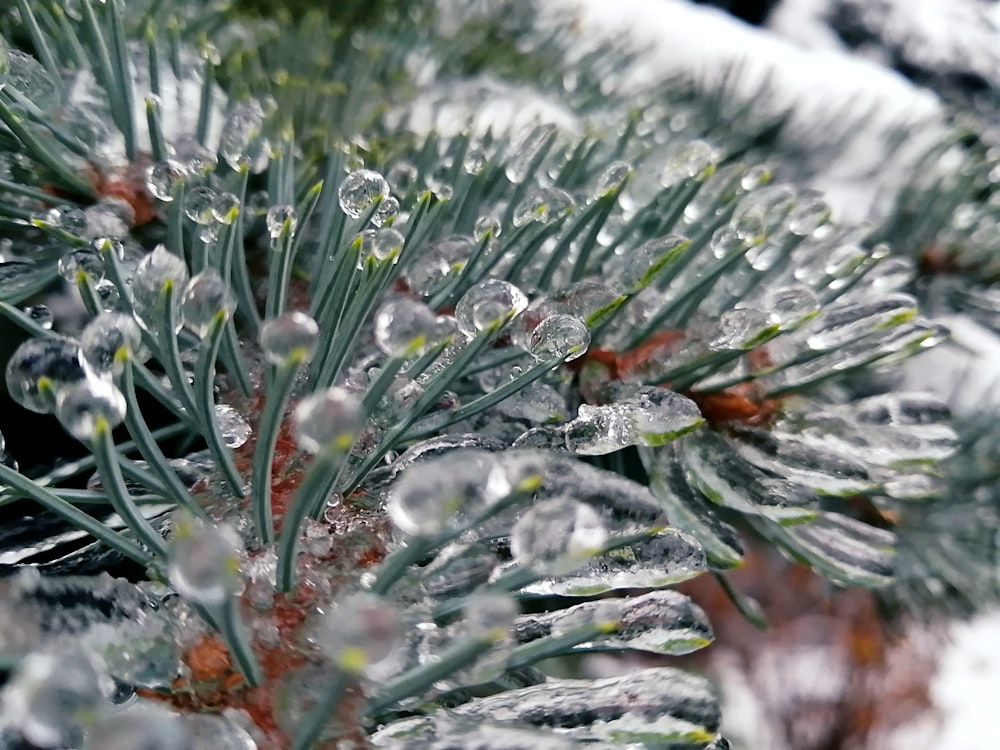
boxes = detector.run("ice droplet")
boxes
[22,304,53,330]
[357,227,404,269]
[181,268,235,337]
[131,245,190,334]
[315,593,402,677]
[387,160,418,194]
[373,298,446,356]
[339,169,389,219]
[57,247,105,282]
[595,160,632,197]
[510,497,607,574]
[5,337,91,413]
[167,513,243,606]
[611,235,688,290]
[183,186,217,225]
[708,308,776,351]
[173,135,218,176]
[787,192,830,236]
[564,403,632,455]
[473,215,501,241]
[293,386,364,454]
[405,236,473,295]
[372,195,400,227]
[4,649,112,749]
[455,279,528,335]
[764,286,820,328]
[214,404,251,449]
[259,311,319,365]
[211,192,240,224]
[528,314,590,361]
[506,124,556,184]
[55,378,127,441]
[84,700,190,750]
[81,312,147,374]
[463,145,487,175]
[219,99,269,173]
[266,204,297,240]
[147,160,186,202]
[621,387,703,446]
[661,140,718,187]
[512,187,575,227]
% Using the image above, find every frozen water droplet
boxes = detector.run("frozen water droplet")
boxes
[173,135,218,176]
[219,100,269,173]
[373,298,445,356]
[55,378,127,441]
[708,308,776,350]
[764,286,820,328]
[455,279,528,335]
[94,278,120,311]
[293,387,364,453]
[867,256,915,292]
[84,700,190,750]
[316,593,402,677]
[357,227,404,269]
[564,403,632,455]
[266,204,297,239]
[740,165,771,191]
[167,513,243,606]
[181,268,235,337]
[510,497,606,574]
[5,337,91,413]
[405,235,474,295]
[512,187,575,227]
[464,146,487,175]
[611,235,688,290]
[84,198,133,240]
[147,160,186,202]
[22,304,53,330]
[372,195,400,227]
[529,314,590,361]
[57,247,105,282]
[506,124,556,184]
[259,311,319,365]
[595,161,631,197]
[4,649,112,749]
[183,186,217,225]
[339,169,389,219]
[214,404,251,448]
[474,215,501,241]
[81,312,146,375]
[387,160,418,194]
[387,451,510,537]
[620,387,703,446]
[131,245,190,334]
[661,140,718,187]
[788,192,830,235]
[211,192,240,224]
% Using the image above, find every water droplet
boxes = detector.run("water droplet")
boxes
[57,247,105,282]
[373,298,446,356]
[167,513,243,606]
[463,146,487,175]
[455,279,528,335]
[94,279,120,311]
[5,337,91,413]
[372,195,400,227]
[214,404,251,448]
[5,649,111,749]
[620,387,703,446]
[661,140,718,187]
[387,160,418,194]
[22,304,53,330]
[293,387,364,454]
[84,699,190,750]
[211,192,240,224]
[339,169,389,219]
[173,135,218,176]
[315,593,402,677]
[740,165,771,191]
[595,161,631,197]
[183,185,217,225]
[405,235,474,295]
[764,286,820,328]
[473,215,501,241]
[80,312,147,374]
[147,160,186,202]
[55,378,127,441]
[357,227,404,269]
[788,192,830,235]
[259,311,319,365]
[610,235,688,290]
[512,187,575,227]
[564,403,632,455]
[219,100,269,173]
[181,268,235,337]
[528,314,590,361]
[708,308,775,350]
[506,124,556,184]
[510,497,607,574]
[131,245,190,334]
[266,204,297,239]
